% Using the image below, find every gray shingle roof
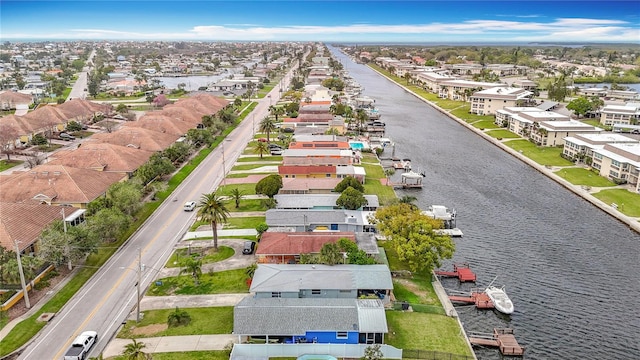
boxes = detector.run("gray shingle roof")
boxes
[274,194,379,209]
[233,297,387,335]
[250,264,393,293]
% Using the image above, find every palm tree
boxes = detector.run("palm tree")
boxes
[229,188,244,208]
[254,141,270,159]
[180,257,203,286]
[122,339,149,360]
[259,116,277,142]
[196,192,230,250]
[268,105,285,122]
[399,195,418,208]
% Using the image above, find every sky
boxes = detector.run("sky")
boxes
[1,0,639,43]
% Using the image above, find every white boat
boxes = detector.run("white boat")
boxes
[484,286,514,314]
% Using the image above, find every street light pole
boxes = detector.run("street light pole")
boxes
[14,240,31,309]
[222,142,226,187]
[136,247,141,323]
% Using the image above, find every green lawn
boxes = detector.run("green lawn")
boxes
[165,246,234,268]
[592,189,640,217]
[386,311,473,356]
[0,159,23,172]
[217,183,258,196]
[231,163,276,171]
[471,120,501,130]
[485,129,522,139]
[223,198,266,212]
[431,99,465,110]
[236,156,283,162]
[109,351,231,360]
[147,268,250,296]
[224,216,265,230]
[450,106,494,123]
[117,307,233,338]
[504,140,575,166]
[360,162,396,206]
[554,168,617,187]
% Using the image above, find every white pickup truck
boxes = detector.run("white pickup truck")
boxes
[64,331,97,360]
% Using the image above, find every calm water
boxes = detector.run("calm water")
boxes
[329,46,640,360]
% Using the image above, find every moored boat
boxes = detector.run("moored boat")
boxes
[484,286,514,314]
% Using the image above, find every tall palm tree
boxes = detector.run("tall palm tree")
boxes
[398,195,418,209]
[122,339,149,360]
[259,116,277,142]
[197,192,230,250]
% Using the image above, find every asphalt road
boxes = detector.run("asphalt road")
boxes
[17,62,298,360]
[67,50,95,101]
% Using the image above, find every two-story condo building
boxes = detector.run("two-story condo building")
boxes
[591,143,640,191]
[470,87,533,115]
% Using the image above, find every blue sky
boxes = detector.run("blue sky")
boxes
[1,1,639,43]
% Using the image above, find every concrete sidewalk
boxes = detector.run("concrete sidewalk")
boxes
[103,335,236,358]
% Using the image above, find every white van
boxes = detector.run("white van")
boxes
[183,201,196,211]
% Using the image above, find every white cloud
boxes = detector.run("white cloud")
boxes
[3,17,638,42]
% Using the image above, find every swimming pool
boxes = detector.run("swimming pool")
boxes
[349,141,368,150]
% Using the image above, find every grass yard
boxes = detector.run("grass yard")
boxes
[485,129,522,139]
[592,189,640,217]
[217,183,258,196]
[471,120,501,130]
[117,307,233,338]
[224,216,265,230]
[109,351,231,360]
[450,106,494,123]
[147,268,250,296]
[431,98,466,110]
[231,163,276,171]
[360,162,397,205]
[236,156,283,162]
[223,198,266,212]
[554,168,616,187]
[385,311,473,356]
[165,246,234,268]
[504,140,575,166]
[0,159,23,172]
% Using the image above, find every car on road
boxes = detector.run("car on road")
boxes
[64,331,97,360]
[59,132,76,141]
[242,241,256,255]
[183,201,197,212]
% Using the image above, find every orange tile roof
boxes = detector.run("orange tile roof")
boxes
[0,202,65,252]
[0,164,125,205]
[256,232,355,255]
[48,142,154,173]
[278,165,336,175]
[89,127,177,152]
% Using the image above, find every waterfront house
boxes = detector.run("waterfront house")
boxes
[591,143,640,191]
[274,193,379,211]
[265,209,376,233]
[562,133,638,162]
[530,120,603,147]
[470,87,534,115]
[279,178,342,194]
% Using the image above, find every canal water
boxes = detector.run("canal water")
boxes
[328,46,640,360]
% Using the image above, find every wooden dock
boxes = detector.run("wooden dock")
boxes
[468,328,525,356]
[435,263,476,282]
[448,291,494,309]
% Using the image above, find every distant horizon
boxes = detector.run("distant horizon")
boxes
[1,1,638,43]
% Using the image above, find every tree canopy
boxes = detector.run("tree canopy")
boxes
[335,176,364,193]
[255,174,283,198]
[373,203,454,273]
[336,186,368,210]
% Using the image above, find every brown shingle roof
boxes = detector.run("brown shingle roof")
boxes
[0,91,33,108]
[0,164,125,205]
[56,99,111,122]
[48,143,154,173]
[124,115,193,136]
[88,127,177,152]
[22,105,67,130]
[0,114,33,135]
[0,202,63,251]
[256,232,355,255]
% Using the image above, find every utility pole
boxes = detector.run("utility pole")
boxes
[222,142,227,187]
[136,247,142,323]
[14,241,31,309]
[61,207,72,270]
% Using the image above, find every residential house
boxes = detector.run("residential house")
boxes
[88,127,178,152]
[249,264,393,301]
[279,178,342,194]
[562,133,638,162]
[591,143,640,191]
[530,120,603,147]
[0,164,126,207]
[256,232,357,264]
[0,91,33,110]
[274,194,379,211]
[234,297,388,345]
[281,149,354,164]
[438,80,506,101]
[470,87,533,115]
[47,142,154,177]
[599,104,640,126]
[265,209,376,233]
[288,141,351,150]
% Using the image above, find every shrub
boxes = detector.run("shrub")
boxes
[167,307,191,327]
